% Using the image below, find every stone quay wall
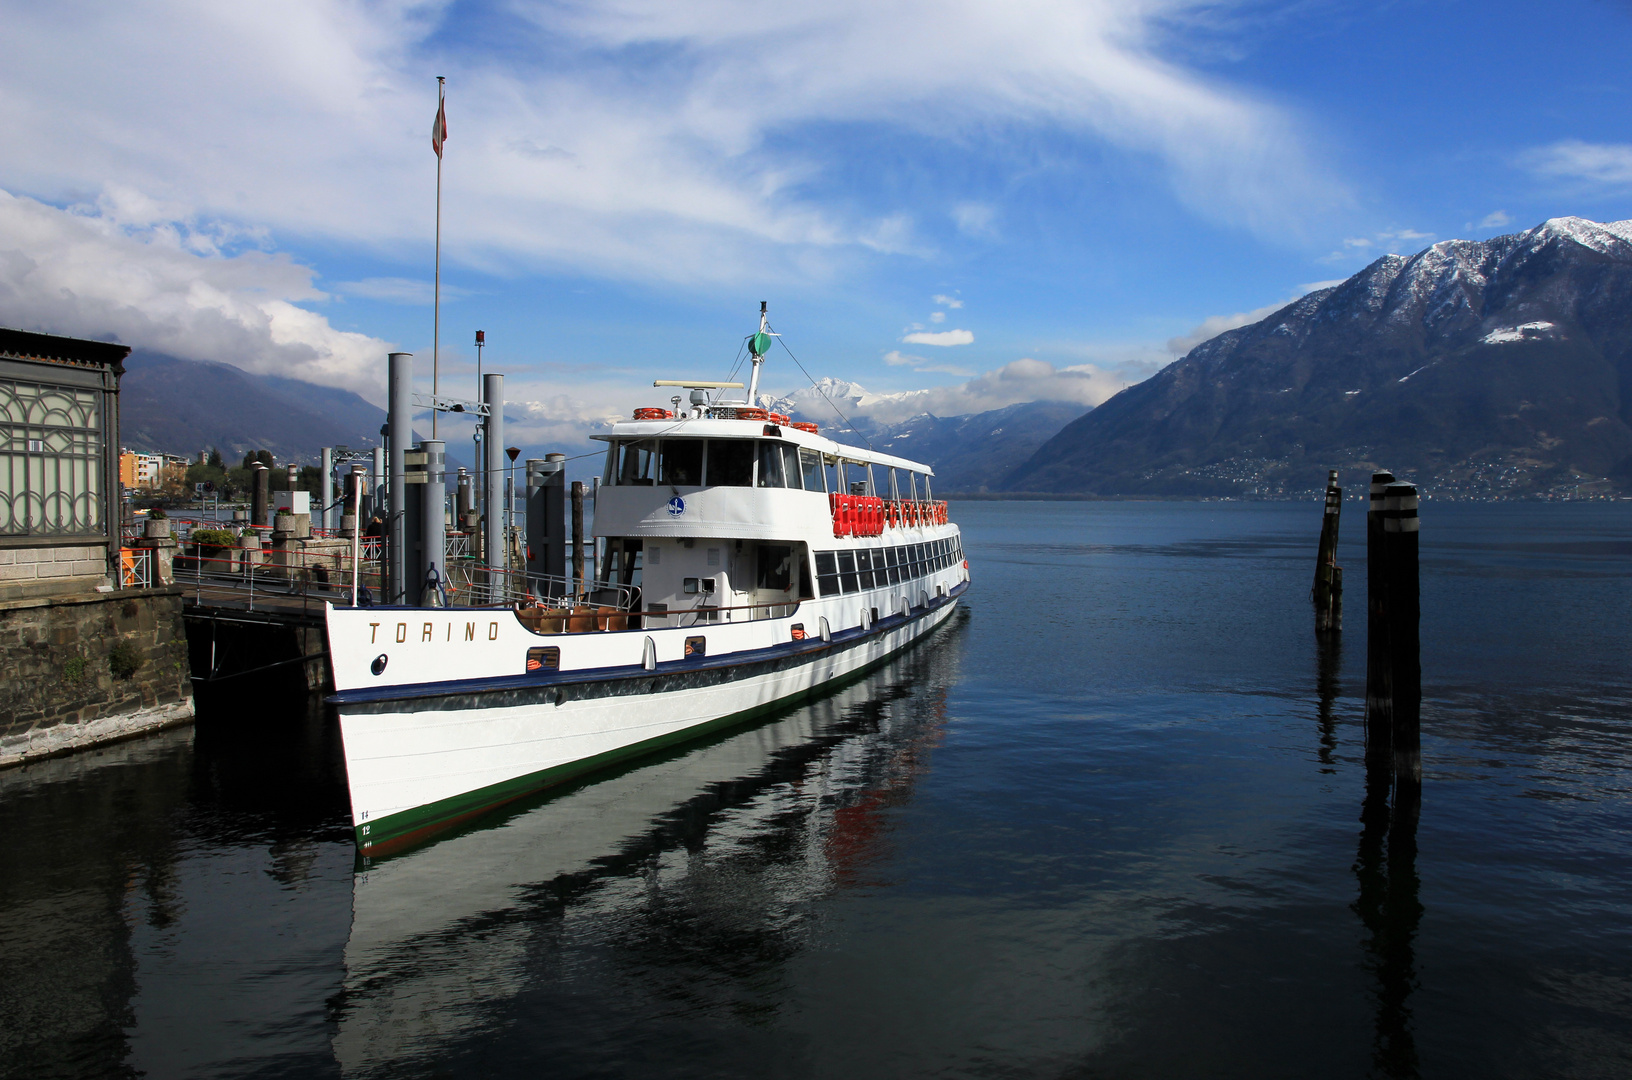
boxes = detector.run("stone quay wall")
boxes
[0,543,110,602]
[0,586,194,768]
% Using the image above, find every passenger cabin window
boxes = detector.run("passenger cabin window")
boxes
[815,551,839,596]
[616,440,657,485]
[660,440,703,485]
[837,550,859,593]
[800,450,823,492]
[706,440,754,487]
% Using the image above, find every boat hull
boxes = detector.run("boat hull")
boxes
[337,589,962,856]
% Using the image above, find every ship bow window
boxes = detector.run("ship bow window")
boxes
[660,440,703,485]
[706,440,754,487]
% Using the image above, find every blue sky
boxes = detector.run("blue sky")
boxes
[2,0,1629,450]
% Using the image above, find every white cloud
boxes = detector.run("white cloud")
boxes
[1322,225,1435,264]
[951,202,997,238]
[845,358,1130,425]
[932,294,964,309]
[0,188,391,398]
[929,311,946,323]
[0,0,1351,288]
[1298,278,1346,293]
[335,277,469,304]
[1165,301,1286,356]
[902,329,974,346]
[883,350,925,366]
[1476,210,1512,230]
[1522,140,1632,188]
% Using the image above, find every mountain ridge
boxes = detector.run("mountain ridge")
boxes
[1007,216,1632,498]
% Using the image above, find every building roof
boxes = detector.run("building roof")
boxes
[0,327,132,372]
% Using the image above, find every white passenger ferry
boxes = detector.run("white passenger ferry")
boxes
[325,316,969,856]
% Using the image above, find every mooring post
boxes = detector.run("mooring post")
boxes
[387,352,413,604]
[571,480,586,598]
[251,462,270,530]
[1313,468,1343,633]
[1364,470,1395,759]
[482,372,505,597]
[1383,482,1421,787]
[320,447,333,530]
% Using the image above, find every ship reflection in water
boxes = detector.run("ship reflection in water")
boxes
[330,627,963,1076]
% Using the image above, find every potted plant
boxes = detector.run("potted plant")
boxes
[189,527,237,572]
[143,505,170,539]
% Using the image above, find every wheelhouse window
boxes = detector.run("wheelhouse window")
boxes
[615,440,657,485]
[659,440,703,485]
[757,441,786,488]
[706,440,754,487]
[800,449,823,492]
[781,444,803,490]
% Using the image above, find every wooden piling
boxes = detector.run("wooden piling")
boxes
[1364,470,1395,757]
[1313,469,1343,633]
[570,480,586,596]
[1383,482,1421,786]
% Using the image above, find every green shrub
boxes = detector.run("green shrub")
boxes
[108,640,143,680]
[191,528,236,546]
[62,655,87,684]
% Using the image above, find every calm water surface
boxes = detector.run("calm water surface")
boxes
[3,501,1630,1079]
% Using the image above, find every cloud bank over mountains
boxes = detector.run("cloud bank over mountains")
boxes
[0,188,392,398]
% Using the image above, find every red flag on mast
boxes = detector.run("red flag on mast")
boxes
[432,93,448,158]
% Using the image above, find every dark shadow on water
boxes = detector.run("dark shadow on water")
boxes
[1353,754,1423,1079]
[1316,632,1341,771]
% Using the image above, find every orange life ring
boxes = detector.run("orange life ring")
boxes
[738,407,769,421]
[768,412,791,425]
[632,407,673,420]
[791,421,819,434]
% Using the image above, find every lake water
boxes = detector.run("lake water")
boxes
[3,500,1630,1079]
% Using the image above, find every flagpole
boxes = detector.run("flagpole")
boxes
[432,76,445,439]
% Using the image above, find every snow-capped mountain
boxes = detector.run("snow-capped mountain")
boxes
[1010,217,1632,497]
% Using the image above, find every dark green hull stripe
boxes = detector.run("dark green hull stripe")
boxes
[352,595,961,857]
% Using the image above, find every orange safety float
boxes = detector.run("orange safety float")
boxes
[791,421,819,434]
[768,412,791,425]
[632,407,673,420]
[737,407,769,421]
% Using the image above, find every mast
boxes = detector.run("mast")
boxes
[432,76,446,438]
[747,300,769,406]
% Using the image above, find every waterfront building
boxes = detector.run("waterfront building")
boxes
[0,327,192,767]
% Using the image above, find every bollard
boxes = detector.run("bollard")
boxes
[571,480,586,597]
[1383,482,1421,786]
[1312,469,1343,634]
[1364,470,1395,758]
